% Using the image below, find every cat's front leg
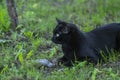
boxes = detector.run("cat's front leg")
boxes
[57,56,73,66]
[57,56,68,65]
[59,45,75,66]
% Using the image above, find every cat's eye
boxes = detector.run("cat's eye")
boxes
[56,33,60,37]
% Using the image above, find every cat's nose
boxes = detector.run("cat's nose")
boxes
[51,37,57,43]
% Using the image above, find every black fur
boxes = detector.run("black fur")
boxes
[52,18,120,66]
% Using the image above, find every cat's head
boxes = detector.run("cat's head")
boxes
[52,18,75,44]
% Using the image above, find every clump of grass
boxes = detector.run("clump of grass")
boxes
[0,5,10,32]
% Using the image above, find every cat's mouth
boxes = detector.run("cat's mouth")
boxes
[51,37,61,44]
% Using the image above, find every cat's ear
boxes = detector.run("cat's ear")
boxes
[56,18,69,33]
[56,18,63,24]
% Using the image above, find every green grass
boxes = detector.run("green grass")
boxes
[0,0,120,80]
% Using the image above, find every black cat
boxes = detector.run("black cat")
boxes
[52,18,120,66]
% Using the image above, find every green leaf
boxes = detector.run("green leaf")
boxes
[91,68,99,80]
[18,53,24,64]
[26,50,33,59]
[24,31,33,39]
[0,65,8,75]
